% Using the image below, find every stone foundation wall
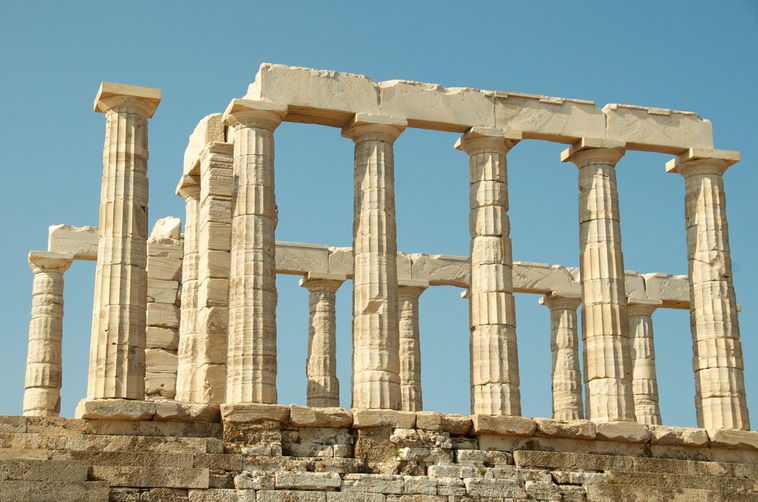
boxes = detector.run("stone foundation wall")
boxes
[1,405,757,501]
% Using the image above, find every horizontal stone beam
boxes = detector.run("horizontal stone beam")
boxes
[47,225,98,260]
[45,225,691,308]
[245,63,713,154]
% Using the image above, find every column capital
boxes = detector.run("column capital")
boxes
[560,138,626,166]
[665,148,739,177]
[454,126,522,155]
[398,279,429,299]
[223,99,287,131]
[94,82,161,118]
[539,291,582,311]
[175,174,200,200]
[299,272,347,293]
[627,298,662,316]
[341,113,407,143]
[28,251,73,275]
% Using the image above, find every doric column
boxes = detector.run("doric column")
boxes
[666,148,749,430]
[627,299,662,425]
[87,82,161,400]
[175,176,201,402]
[398,280,428,412]
[24,251,73,416]
[193,142,234,404]
[539,292,584,421]
[342,114,406,410]
[561,138,635,422]
[455,127,521,416]
[223,99,286,404]
[300,273,346,408]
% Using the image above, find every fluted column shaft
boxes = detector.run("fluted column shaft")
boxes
[667,151,749,429]
[88,83,160,400]
[193,143,234,404]
[627,300,662,425]
[300,273,345,408]
[175,178,200,402]
[456,127,521,416]
[563,139,635,422]
[398,282,427,412]
[343,114,406,410]
[24,252,73,416]
[540,293,584,421]
[223,100,286,404]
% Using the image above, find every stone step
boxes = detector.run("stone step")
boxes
[0,480,110,502]
[0,431,221,454]
[0,458,88,482]
[604,470,758,494]
[89,464,209,489]
[514,449,758,478]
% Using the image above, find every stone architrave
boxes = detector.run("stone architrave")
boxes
[561,138,635,422]
[175,176,200,403]
[223,99,286,404]
[455,127,522,416]
[193,142,234,404]
[342,114,406,410]
[539,292,584,421]
[23,251,73,416]
[666,148,749,430]
[398,280,428,412]
[627,299,662,425]
[86,82,161,401]
[299,273,346,408]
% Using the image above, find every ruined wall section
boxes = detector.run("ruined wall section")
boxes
[1,409,757,500]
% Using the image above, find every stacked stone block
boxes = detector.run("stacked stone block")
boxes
[193,142,234,404]
[145,217,184,400]
[2,408,758,500]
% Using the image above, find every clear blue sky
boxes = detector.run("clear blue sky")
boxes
[0,1,756,427]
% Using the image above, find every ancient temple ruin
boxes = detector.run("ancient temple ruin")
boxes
[13,65,758,500]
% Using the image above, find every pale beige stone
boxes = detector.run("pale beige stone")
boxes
[495,92,605,142]
[277,242,329,275]
[184,113,225,175]
[627,300,662,425]
[47,224,98,260]
[707,428,758,451]
[471,414,536,436]
[223,99,286,405]
[23,252,73,417]
[153,401,220,422]
[650,425,709,447]
[344,114,406,411]
[667,149,749,430]
[380,80,495,132]
[534,418,596,439]
[562,140,635,423]
[248,63,380,127]
[220,403,290,424]
[539,293,583,421]
[289,405,352,428]
[456,127,521,416]
[175,179,200,404]
[398,281,427,412]
[643,272,690,308]
[595,421,652,443]
[300,274,345,408]
[415,411,472,435]
[604,103,713,153]
[75,398,156,421]
[87,82,160,401]
[275,471,341,490]
[351,409,416,429]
